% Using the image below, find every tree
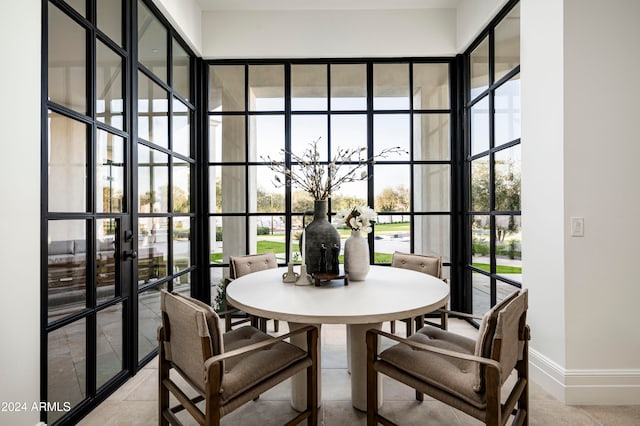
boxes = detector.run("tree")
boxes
[375,186,410,212]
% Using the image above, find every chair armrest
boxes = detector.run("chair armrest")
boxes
[204,325,317,368]
[367,328,501,372]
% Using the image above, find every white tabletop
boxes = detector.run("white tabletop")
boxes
[226,265,449,325]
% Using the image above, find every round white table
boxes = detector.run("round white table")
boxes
[226,264,449,411]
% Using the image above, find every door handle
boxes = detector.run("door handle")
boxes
[123,249,137,260]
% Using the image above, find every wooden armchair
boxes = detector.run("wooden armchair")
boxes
[223,252,280,332]
[390,251,448,335]
[158,290,318,425]
[367,289,530,426]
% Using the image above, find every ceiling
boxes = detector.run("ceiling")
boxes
[196,0,461,11]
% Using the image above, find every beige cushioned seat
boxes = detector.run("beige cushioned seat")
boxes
[367,289,530,425]
[158,290,318,425]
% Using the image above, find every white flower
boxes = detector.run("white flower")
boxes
[338,205,377,233]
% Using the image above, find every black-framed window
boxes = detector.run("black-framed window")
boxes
[464,1,521,316]
[135,0,197,364]
[42,0,196,423]
[205,60,455,305]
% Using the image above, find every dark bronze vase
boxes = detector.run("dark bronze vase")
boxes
[301,200,341,275]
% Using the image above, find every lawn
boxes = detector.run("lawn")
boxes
[472,263,522,274]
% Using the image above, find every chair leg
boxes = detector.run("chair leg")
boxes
[307,327,319,426]
[158,344,170,426]
[405,318,415,337]
[441,308,448,330]
[390,320,396,334]
[225,314,232,332]
[274,319,279,332]
[415,390,424,402]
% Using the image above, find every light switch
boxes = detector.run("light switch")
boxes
[570,217,584,237]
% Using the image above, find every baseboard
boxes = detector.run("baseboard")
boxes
[530,349,640,405]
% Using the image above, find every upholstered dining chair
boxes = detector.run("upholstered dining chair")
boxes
[224,252,279,332]
[390,251,447,335]
[366,289,530,426]
[158,290,318,426]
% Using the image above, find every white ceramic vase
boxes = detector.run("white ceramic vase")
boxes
[344,230,370,281]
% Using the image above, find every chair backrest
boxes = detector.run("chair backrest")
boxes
[229,252,278,279]
[472,289,528,390]
[493,288,528,380]
[391,251,443,279]
[160,291,224,391]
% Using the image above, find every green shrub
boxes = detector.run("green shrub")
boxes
[257,226,270,235]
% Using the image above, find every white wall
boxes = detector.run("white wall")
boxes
[456,0,507,52]
[520,0,567,401]
[152,0,203,55]
[0,1,41,424]
[522,0,640,404]
[201,8,456,59]
[562,0,640,403]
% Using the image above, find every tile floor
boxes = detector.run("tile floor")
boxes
[80,320,640,425]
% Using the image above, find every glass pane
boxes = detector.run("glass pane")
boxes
[138,145,168,212]
[252,166,285,213]
[97,0,122,46]
[471,157,490,212]
[173,158,190,213]
[373,219,410,263]
[472,271,491,316]
[255,215,286,262]
[248,114,284,162]
[209,165,246,213]
[373,63,409,110]
[331,63,366,110]
[65,0,85,15]
[172,98,190,156]
[292,64,327,110]
[210,216,247,264]
[374,165,410,212]
[96,41,124,130]
[291,174,314,213]
[470,96,490,155]
[331,180,367,212]
[414,164,450,212]
[173,217,191,273]
[138,0,167,81]
[292,115,328,161]
[48,112,88,212]
[173,273,191,295]
[412,63,449,110]
[494,75,521,146]
[138,71,168,148]
[48,3,86,114]
[47,318,86,424]
[96,218,117,302]
[137,217,168,285]
[209,65,245,112]
[374,114,410,161]
[249,65,284,111]
[48,220,87,323]
[96,130,124,213]
[138,283,167,361]
[472,215,490,268]
[173,38,190,100]
[415,215,450,262]
[96,303,123,389]
[470,37,489,99]
[209,115,245,162]
[413,113,449,161]
[495,3,520,82]
[331,114,367,154]
[210,267,224,308]
[495,215,522,280]
[495,145,521,211]
[497,281,520,305]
